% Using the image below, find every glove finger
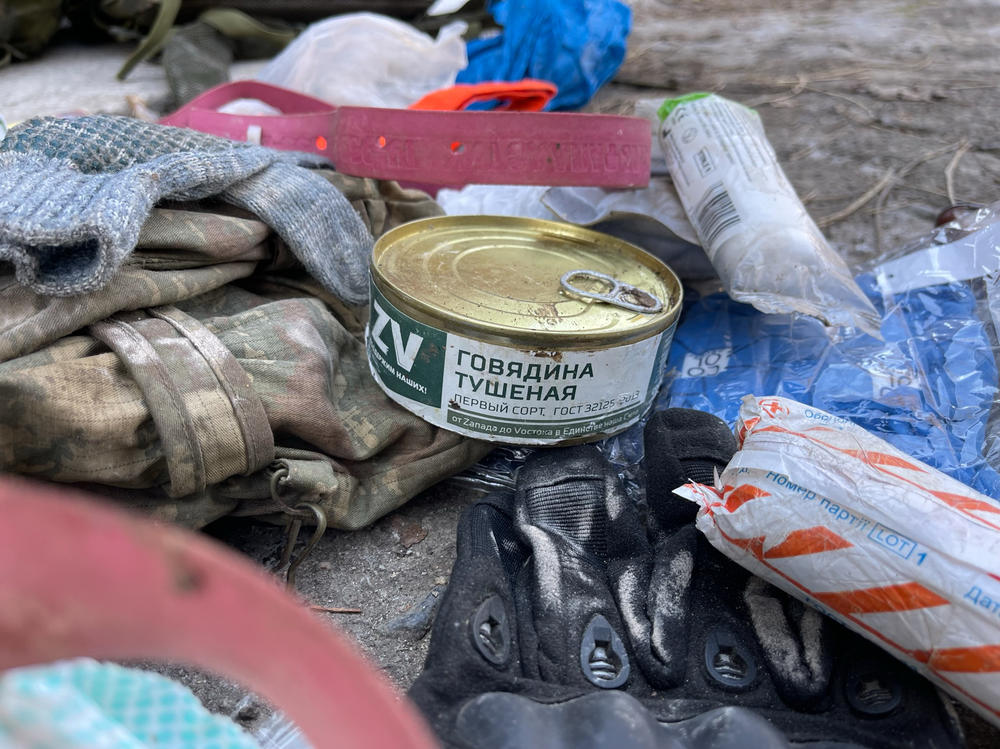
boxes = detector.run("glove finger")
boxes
[643,408,737,532]
[409,491,528,722]
[643,410,963,746]
[640,526,698,688]
[743,577,832,709]
[514,445,642,692]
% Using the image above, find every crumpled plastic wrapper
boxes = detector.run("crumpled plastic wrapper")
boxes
[256,13,467,109]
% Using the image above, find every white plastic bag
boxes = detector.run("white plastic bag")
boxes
[256,13,468,108]
[676,395,1000,727]
[436,184,558,221]
[436,183,716,279]
[658,93,881,336]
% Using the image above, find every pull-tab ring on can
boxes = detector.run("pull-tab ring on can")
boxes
[560,269,664,314]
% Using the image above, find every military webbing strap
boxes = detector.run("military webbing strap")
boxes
[117,3,295,80]
[116,0,182,80]
[89,305,274,497]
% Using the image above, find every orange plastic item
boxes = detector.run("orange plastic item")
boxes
[409,79,557,111]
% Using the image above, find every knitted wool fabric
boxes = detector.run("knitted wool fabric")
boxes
[0,115,372,302]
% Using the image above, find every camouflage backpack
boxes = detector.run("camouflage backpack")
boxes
[0,170,490,531]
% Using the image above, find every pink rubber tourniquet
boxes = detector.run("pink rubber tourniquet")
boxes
[0,476,437,749]
[159,80,651,187]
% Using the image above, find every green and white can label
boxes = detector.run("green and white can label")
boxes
[367,281,676,445]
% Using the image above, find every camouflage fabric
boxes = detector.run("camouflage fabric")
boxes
[0,171,492,529]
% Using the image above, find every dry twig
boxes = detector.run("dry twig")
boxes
[896,183,957,202]
[803,85,875,118]
[945,139,972,206]
[788,125,849,162]
[309,605,362,615]
[745,56,932,89]
[873,140,968,252]
[817,168,897,228]
[743,73,808,109]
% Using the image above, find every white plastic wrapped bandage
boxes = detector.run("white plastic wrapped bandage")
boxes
[676,394,1000,727]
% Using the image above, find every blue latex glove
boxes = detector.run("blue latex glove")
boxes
[458,0,631,111]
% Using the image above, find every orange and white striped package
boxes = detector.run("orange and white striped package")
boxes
[675,395,1000,727]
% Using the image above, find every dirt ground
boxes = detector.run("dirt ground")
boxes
[4,0,1000,745]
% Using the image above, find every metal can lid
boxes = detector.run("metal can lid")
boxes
[372,216,681,347]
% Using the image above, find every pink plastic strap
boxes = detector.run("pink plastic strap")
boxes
[159,80,334,150]
[159,80,651,187]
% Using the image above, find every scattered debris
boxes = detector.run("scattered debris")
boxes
[125,94,159,122]
[391,516,429,549]
[236,703,260,723]
[385,585,447,641]
[861,82,948,102]
[873,140,969,251]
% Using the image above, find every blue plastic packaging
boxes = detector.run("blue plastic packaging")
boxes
[659,273,1000,499]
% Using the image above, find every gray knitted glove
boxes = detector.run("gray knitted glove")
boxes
[0,116,372,303]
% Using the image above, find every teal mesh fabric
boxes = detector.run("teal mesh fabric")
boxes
[0,658,260,748]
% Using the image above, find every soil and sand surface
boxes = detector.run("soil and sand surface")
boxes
[4,0,1000,744]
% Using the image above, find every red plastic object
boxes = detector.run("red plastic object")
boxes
[408,79,557,112]
[0,477,437,749]
[159,80,651,188]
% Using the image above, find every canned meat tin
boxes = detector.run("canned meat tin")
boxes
[367,216,682,445]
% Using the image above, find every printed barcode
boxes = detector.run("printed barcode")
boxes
[694,183,741,246]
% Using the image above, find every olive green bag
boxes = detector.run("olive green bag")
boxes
[0,0,62,67]
[0,171,490,530]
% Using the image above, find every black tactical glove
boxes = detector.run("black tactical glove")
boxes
[409,409,964,748]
